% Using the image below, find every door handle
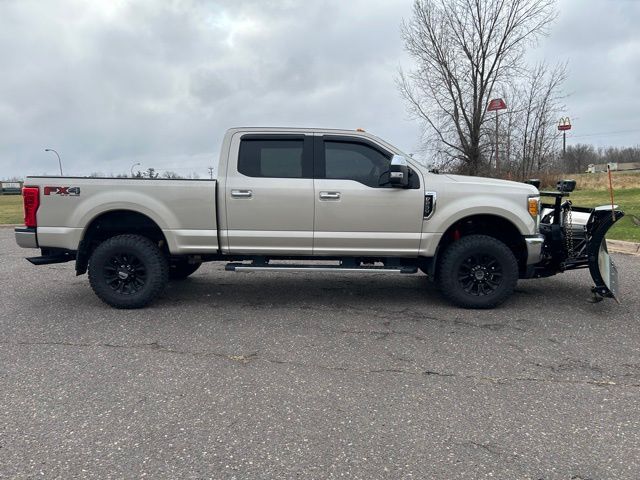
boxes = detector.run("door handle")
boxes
[231,189,253,198]
[319,191,341,200]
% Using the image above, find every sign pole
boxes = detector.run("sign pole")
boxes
[487,98,507,172]
[558,117,572,159]
[495,110,499,171]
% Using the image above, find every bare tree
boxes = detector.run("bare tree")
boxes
[557,144,598,173]
[498,62,566,178]
[399,0,556,174]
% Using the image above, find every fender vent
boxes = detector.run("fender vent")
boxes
[424,192,436,219]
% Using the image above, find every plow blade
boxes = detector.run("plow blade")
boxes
[586,207,624,300]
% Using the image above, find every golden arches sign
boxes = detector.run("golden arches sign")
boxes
[558,117,572,131]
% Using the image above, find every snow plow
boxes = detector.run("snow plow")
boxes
[527,179,625,302]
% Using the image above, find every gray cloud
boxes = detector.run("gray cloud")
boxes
[531,0,640,148]
[0,0,419,177]
[1,0,639,178]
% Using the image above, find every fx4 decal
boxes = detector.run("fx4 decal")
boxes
[44,186,81,196]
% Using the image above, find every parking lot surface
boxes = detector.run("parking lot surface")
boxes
[1,227,639,479]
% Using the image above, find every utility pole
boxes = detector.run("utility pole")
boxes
[208,166,214,179]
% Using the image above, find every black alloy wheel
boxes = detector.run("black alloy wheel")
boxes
[88,234,169,309]
[437,234,518,309]
[103,252,147,295]
[457,253,503,296]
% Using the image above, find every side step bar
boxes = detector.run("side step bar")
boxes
[26,252,75,265]
[225,262,418,274]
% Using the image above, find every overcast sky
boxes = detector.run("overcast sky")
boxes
[1,0,639,178]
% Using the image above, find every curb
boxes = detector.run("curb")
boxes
[607,239,640,256]
[0,224,20,228]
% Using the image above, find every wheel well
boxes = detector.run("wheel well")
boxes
[76,210,167,275]
[434,215,527,274]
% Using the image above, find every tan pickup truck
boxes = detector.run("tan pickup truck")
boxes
[15,127,623,309]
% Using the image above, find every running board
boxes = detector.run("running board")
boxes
[26,252,75,265]
[225,263,418,274]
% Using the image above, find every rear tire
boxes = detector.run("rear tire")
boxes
[169,259,201,280]
[437,234,518,309]
[88,234,169,309]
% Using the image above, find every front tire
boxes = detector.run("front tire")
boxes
[437,235,518,309]
[88,234,169,309]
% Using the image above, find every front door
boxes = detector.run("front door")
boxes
[313,136,424,256]
[225,134,315,255]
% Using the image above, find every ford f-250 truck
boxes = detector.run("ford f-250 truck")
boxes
[14,127,624,309]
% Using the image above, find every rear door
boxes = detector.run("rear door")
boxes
[225,134,314,255]
[313,135,424,256]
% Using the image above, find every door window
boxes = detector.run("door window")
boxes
[324,141,392,188]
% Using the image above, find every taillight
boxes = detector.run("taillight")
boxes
[22,186,40,228]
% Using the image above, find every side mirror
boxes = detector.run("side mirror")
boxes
[389,155,409,188]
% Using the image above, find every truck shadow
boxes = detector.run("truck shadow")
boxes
[157,268,612,315]
[164,273,443,309]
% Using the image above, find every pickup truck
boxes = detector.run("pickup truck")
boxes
[14,127,624,309]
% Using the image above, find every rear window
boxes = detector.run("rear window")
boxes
[238,139,305,178]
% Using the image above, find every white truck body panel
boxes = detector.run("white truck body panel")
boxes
[18,127,539,259]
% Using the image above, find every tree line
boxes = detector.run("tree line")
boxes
[89,168,201,179]
[555,145,640,174]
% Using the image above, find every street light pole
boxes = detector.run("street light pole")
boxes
[44,149,63,176]
[130,162,141,177]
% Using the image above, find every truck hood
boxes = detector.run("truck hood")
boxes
[443,174,538,194]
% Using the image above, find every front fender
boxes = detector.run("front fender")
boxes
[426,196,535,236]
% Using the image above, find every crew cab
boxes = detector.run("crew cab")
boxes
[14,127,623,309]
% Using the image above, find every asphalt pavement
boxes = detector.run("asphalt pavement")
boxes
[1,227,639,479]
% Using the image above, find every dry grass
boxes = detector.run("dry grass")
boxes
[573,171,640,191]
[536,171,640,191]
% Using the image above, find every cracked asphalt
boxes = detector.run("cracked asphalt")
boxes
[1,227,639,479]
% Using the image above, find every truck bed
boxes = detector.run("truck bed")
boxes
[24,177,219,255]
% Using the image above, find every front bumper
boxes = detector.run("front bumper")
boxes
[524,234,545,265]
[15,227,38,249]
